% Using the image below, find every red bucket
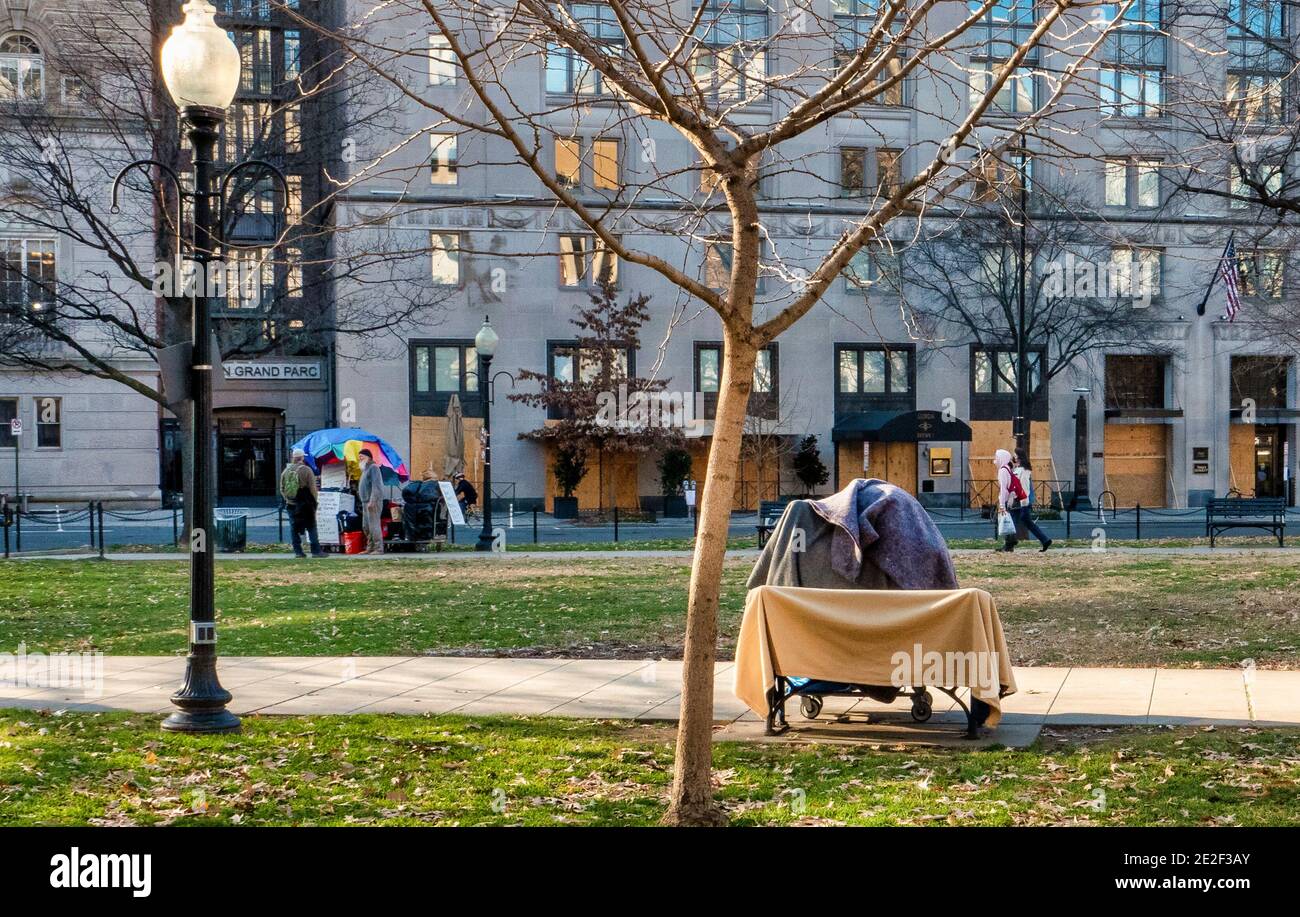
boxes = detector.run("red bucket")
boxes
[341,531,365,555]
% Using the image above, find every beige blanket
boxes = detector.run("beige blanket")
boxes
[734,586,1018,726]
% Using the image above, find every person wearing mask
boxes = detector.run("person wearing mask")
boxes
[357,448,385,554]
[1013,447,1053,552]
[993,448,1021,553]
[281,448,326,558]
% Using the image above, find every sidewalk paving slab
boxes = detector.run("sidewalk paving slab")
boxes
[1043,667,1157,725]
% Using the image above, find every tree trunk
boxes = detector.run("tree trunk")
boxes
[663,330,756,826]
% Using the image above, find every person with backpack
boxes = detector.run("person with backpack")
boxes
[994,448,1022,552]
[281,448,325,558]
[1013,447,1053,552]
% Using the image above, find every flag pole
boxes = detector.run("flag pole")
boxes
[1197,231,1236,317]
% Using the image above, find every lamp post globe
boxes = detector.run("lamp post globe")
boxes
[475,318,498,551]
[159,0,240,734]
[161,0,241,111]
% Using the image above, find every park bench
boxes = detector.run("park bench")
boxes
[756,497,797,547]
[1205,496,1286,547]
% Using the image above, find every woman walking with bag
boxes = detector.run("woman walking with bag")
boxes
[1013,447,1053,552]
[994,449,1020,552]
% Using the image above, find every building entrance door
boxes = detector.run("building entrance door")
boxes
[1253,425,1286,498]
[219,433,276,502]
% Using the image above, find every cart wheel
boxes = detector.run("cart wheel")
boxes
[911,698,932,722]
[799,696,823,719]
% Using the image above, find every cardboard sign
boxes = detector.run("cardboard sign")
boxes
[438,480,466,527]
[315,490,354,546]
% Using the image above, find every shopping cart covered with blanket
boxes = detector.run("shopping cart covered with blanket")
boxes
[737,479,1017,737]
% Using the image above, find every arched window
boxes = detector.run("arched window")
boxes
[0,34,44,101]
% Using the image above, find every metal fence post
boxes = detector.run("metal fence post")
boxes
[3,505,9,558]
[532,507,538,544]
[14,504,20,553]
[98,502,106,559]
[1065,507,1071,540]
[613,505,619,543]
[173,507,180,547]
[1135,503,1141,542]
[88,500,95,553]
[278,501,284,543]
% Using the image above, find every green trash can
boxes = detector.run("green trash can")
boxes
[214,511,247,553]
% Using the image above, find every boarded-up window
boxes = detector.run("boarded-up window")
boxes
[1105,355,1165,409]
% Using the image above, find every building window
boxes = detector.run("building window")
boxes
[559,234,618,287]
[1099,0,1165,118]
[1231,355,1289,409]
[34,396,60,448]
[840,147,867,197]
[547,341,633,419]
[0,238,56,319]
[694,341,778,419]
[0,398,16,449]
[0,34,45,101]
[1104,157,1161,207]
[1238,249,1285,298]
[968,0,1037,113]
[1105,355,1165,409]
[691,0,769,103]
[833,0,904,103]
[546,2,624,95]
[1227,0,1287,123]
[836,345,913,395]
[1230,157,1285,207]
[973,150,1032,203]
[553,137,619,191]
[411,340,480,416]
[236,28,275,96]
[1109,246,1163,299]
[429,34,457,85]
[876,148,903,198]
[284,29,301,83]
[704,238,769,292]
[430,133,458,185]
[431,232,461,285]
[844,245,903,293]
[973,347,1043,396]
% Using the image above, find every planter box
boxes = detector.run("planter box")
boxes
[553,496,579,520]
[662,495,688,518]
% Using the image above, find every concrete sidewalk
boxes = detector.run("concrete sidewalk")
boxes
[4,657,1296,734]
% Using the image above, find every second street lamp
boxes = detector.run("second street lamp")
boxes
[474,317,499,551]
[114,0,288,732]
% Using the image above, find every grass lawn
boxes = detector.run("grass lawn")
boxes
[2,553,1297,667]
[1,711,1295,826]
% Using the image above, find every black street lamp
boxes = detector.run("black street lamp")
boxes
[113,0,287,732]
[1072,387,1094,513]
[474,317,499,551]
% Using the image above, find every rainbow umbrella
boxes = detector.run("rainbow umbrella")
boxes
[291,427,409,485]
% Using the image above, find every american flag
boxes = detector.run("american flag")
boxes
[1219,235,1241,321]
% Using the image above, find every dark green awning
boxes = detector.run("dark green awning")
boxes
[832,409,972,443]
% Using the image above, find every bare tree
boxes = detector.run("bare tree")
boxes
[905,182,1169,455]
[313,0,1129,824]
[0,0,451,530]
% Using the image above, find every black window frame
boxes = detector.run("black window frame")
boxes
[969,344,1049,421]
[410,339,482,417]
[694,340,778,420]
[34,395,61,449]
[546,339,637,420]
[1105,354,1167,410]
[0,397,17,449]
[833,343,916,421]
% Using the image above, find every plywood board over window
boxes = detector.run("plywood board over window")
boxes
[410,414,483,486]
[835,440,917,495]
[543,442,640,512]
[687,438,781,511]
[1229,423,1256,496]
[1103,423,1168,507]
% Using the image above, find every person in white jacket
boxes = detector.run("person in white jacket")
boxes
[994,448,1018,552]
[1013,447,1053,551]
